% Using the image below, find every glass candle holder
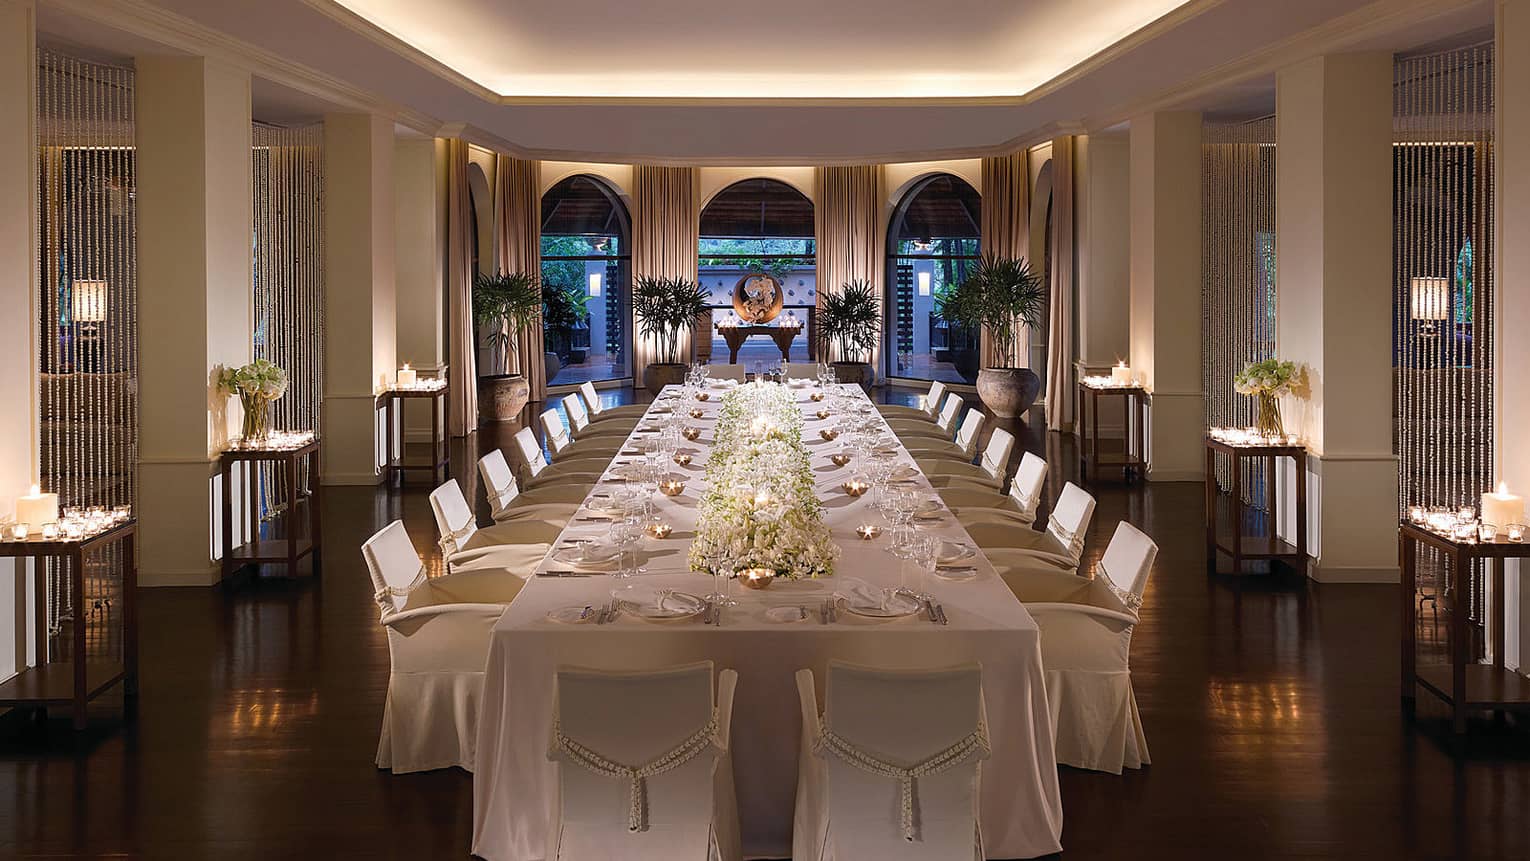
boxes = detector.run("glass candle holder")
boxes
[1458,506,1476,523]
[1480,523,1499,543]
[63,522,84,540]
[1407,505,1426,524]
[10,523,28,540]
[1509,523,1526,543]
[855,523,882,540]
[41,522,60,540]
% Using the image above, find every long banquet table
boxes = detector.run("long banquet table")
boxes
[471,383,1064,860]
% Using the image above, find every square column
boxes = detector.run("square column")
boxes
[394,136,445,444]
[1276,53,1397,582]
[1129,111,1203,481]
[322,113,396,485]
[0,0,38,674]
[135,56,253,586]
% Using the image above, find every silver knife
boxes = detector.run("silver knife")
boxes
[934,603,948,625]
[924,598,939,622]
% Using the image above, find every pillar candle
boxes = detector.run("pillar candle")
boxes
[397,364,417,387]
[17,484,59,527]
[1481,482,1525,527]
[1111,361,1132,385]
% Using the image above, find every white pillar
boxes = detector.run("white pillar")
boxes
[1496,0,1530,666]
[394,136,445,444]
[322,113,396,485]
[0,0,38,676]
[135,56,253,586]
[1276,53,1398,582]
[1129,111,1203,481]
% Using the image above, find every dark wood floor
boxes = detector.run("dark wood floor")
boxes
[3,386,1529,859]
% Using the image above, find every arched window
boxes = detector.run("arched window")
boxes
[540,175,632,385]
[885,174,981,384]
[698,179,815,366]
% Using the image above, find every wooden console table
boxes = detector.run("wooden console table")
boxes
[0,520,137,730]
[1076,381,1148,483]
[220,435,322,580]
[379,384,449,485]
[1401,521,1530,734]
[715,324,803,363]
[1204,436,1307,575]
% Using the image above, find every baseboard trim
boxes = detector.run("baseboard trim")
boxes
[140,566,222,587]
[1309,562,1400,584]
[322,470,384,486]
[1147,468,1203,482]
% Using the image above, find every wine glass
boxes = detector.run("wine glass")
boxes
[607,515,641,579]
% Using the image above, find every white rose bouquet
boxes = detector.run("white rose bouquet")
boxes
[1233,358,1298,437]
[218,358,289,441]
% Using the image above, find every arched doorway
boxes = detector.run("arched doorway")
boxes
[540,174,633,385]
[885,173,981,383]
[698,179,815,366]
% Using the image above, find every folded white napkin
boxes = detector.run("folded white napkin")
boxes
[834,577,892,611]
[936,540,975,565]
[613,585,705,617]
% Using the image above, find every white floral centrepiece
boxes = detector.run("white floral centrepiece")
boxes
[688,381,839,579]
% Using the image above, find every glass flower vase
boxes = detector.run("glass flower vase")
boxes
[1255,391,1283,439]
[240,393,272,442]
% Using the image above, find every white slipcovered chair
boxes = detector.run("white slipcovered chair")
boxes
[707,363,747,382]
[563,393,638,437]
[876,381,946,422]
[920,428,1015,491]
[363,520,517,774]
[478,449,589,514]
[903,410,985,462]
[793,662,990,861]
[889,394,963,442]
[580,381,649,421]
[428,479,556,574]
[1026,521,1158,773]
[939,452,1047,528]
[548,662,741,861]
[544,406,624,459]
[513,428,606,490]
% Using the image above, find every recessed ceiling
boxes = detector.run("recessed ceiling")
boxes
[320,0,1196,99]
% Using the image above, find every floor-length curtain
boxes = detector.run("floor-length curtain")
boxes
[814,165,885,365]
[446,139,478,436]
[632,165,699,387]
[981,151,1031,369]
[1044,137,1075,431]
[493,153,546,402]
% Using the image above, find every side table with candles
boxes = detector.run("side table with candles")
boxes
[1401,517,1530,734]
[378,378,449,486]
[220,433,322,580]
[0,516,137,731]
[1204,430,1308,575]
[1076,375,1149,483]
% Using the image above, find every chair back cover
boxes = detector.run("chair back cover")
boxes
[816,661,987,858]
[952,411,986,460]
[785,362,819,379]
[550,662,735,859]
[708,363,747,381]
[1098,520,1158,611]
[978,428,1014,481]
[1008,451,1047,517]
[1047,482,1097,563]
[579,381,606,416]
[361,520,425,616]
[935,394,964,435]
[924,381,948,418]
[563,393,593,433]
[477,450,522,516]
[428,480,478,557]
[514,427,549,477]
[543,407,575,454]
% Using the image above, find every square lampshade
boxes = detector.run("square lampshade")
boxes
[72,280,109,323]
[1409,276,1449,322]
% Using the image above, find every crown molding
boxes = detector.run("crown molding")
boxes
[41,0,441,133]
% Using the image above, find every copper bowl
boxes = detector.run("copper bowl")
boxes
[841,480,869,498]
[815,409,831,420]
[830,453,853,467]
[673,453,693,466]
[810,391,826,402]
[682,427,702,441]
[659,480,686,497]
[689,408,706,419]
[819,428,840,442]
[738,568,776,590]
[695,392,710,402]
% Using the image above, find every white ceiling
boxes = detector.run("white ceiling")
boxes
[40,0,1493,162]
[322,0,1195,99]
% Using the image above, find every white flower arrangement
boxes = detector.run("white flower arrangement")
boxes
[688,382,838,579]
[218,358,290,400]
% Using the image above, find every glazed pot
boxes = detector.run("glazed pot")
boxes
[976,367,1042,418]
[478,374,530,423]
[642,362,689,392]
[831,361,874,392]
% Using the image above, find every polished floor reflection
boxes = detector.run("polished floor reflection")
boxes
[2,388,1528,859]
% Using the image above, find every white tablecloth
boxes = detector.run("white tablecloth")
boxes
[471,384,1063,860]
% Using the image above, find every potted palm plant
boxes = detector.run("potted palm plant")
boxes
[938,255,1046,417]
[815,279,881,389]
[473,269,542,422]
[633,274,711,391]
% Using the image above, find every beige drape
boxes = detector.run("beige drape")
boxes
[445,139,479,437]
[980,151,1031,369]
[493,154,546,403]
[632,165,699,386]
[1044,137,1075,431]
[813,165,885,364]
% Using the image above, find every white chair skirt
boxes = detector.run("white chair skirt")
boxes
[1031,603,1149,774]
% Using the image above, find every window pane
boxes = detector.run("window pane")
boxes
[886,175,981,384]
[540,176,631,384]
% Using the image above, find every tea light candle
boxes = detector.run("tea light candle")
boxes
[63,522,84,540]
[830,453,853,467]
[842,479,869,497]
[815,409,830,420]
[856,523,882,540]
[17,484,59,528]
[810,391,825,402]
[660,479,686,497]
[397,363,417,387]
[1454,522,1478,541]
[41,522,59,540]
[695,392,710,401]
[1509,523,1525,543]
[645,522,673,539]
[682,426,702,441]
[1480,523,1499,543]
[1407,505,1426,524]
[689,408,705,419]
[1481,482,1525,528]
[10,523,28,540]
[673,453,692,466]
[819,428,840,442]
[1111,361,1132,385]
[738,568,776,590]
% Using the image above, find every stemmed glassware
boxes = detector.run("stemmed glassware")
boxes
[608,511,642,579]
[885,487,919,552]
